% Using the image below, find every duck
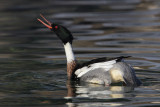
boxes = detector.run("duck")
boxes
[37,14,142,87]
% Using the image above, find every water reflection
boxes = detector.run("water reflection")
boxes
[65,81,135,107]
[67,82,134,99]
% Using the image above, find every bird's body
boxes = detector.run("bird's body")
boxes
[74,56,132,85]
[38,15,142,87]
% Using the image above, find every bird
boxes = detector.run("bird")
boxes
[37,14,142,87]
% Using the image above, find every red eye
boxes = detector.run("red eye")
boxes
[54,26,58,29]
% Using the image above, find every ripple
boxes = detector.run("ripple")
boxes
[0,0,160,106]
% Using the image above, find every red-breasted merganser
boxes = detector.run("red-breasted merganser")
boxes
[37,14,141,87]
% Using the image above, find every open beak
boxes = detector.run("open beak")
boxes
[37,14,52,29]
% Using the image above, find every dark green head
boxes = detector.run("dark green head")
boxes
[37,14,73,44]
[51,23,73,44]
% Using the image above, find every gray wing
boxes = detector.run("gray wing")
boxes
[112,62,141,87]
[80,68,112,85]
[75,59,117,85]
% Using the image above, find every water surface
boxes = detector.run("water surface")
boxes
[0,0,160,106]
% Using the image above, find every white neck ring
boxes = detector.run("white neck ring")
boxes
[64,42,75,63]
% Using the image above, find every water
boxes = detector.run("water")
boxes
[0,0,160,106]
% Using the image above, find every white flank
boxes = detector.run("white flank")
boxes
[75,60,116,78]
[110,69,123,83]
[64,42,75,63]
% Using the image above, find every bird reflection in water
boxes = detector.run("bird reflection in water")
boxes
[66,80,134,98]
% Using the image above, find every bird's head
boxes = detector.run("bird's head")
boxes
[37,14,73,44]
